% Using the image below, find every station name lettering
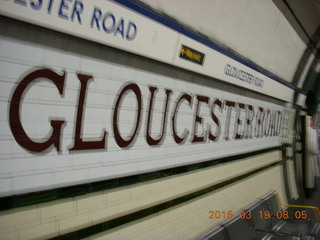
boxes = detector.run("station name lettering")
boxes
[9,68,283,153]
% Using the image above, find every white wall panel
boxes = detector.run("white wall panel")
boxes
[0,0,296,103]
[0,0,179,65]
[0,35,287,196]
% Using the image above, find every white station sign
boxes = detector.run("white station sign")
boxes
[0,37,287,196]
[0,0,294,102]
[0,0,290,196]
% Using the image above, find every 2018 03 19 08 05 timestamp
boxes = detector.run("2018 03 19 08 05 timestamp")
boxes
[208,210,308,220]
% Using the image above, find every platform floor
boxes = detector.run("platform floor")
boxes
[305,177,320,210]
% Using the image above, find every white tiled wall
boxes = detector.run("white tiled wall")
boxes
[0,150,283,239]
[0,31,285,197]
[89,166,286,240]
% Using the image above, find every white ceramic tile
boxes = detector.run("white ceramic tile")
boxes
[0,177,13,197]
[13,173,54,195]
[1,39,44,64]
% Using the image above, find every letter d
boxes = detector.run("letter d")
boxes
[126,21,137,40]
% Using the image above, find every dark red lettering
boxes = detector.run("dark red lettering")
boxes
[255,107,264,138]
[9,68,66,152]
[69,74,107,151]
[172,93,192,144]
[274,111,282,136]
[208,98,222,141]
[113,83,142,148]
[264,109,271,137]
[224,100,235,141]
[234,103,245,139]
[192,95,209,143]
[243,104,254,139]
[146,87,172,146]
